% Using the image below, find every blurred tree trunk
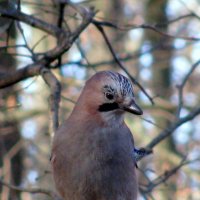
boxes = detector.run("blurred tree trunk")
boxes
[109,0,125,51]
[145,0,179,198]
[146,0,171,99]
[0,1,23,200]
[99,0,127,70]
[106,1,139,76]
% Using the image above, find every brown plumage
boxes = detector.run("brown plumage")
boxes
[51,71,143,200]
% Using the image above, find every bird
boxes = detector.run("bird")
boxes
[133,147,152,167]
[51,71,143,200]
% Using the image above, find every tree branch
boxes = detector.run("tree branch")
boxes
[41,68,61,132]
[176,59,200,118]
[147,106,200,149]
[93,13,200,41]
[140,157,200,194]
[0,6,96,89]
[0,178,57,199]
[0,8,61,36]
[93,20,154,105]
[0,62,44,89]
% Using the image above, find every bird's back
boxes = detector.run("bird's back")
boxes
[51,116,138,200]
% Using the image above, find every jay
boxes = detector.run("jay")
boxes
[51,71,143,200]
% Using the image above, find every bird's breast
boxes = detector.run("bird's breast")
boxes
[52,123,137,200]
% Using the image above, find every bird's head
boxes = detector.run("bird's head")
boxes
[75,71,143,124]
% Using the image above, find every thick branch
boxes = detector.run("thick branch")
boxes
[0,7,96,89]
[0,8,61,36]
[0,62,44,88]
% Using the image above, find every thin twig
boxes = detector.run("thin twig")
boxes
[0,178,55,198]
[95,13,196,29]
[76,39,97,72]
[32,34,49,51]
[147,106,200,149]
[16,21,36,60]
[93,14,200,41]
[176,59,200,118]
[93,20,154,105]
[142,157,200,193]
[137,106,200,162]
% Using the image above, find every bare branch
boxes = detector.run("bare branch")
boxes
[93,20,154,105]
[0,7,96,89]
[94,13,200,41]
[127,24,200,41]
[0,62,43,89]
[176,59,200,118]
[0,178,56,198]
[141,157,200,194]
[41,68,61,132]
[95,13,196,29]
[147,106,200,149]
[0,8,61,36]
[60,44,157,69]
[56,2,66,68]
[132,58,200,161]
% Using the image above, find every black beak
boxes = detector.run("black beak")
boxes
[123,99,143,115]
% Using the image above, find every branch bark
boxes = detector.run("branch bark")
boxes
[41,68,61,132]
[0,178,57,198]
[93,20,154,105]
[0,5,96,89]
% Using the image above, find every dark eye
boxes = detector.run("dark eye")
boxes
[105,93,114,100]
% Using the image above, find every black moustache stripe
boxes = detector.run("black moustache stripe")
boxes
[98,102,119,112]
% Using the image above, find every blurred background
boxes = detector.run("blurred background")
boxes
[0,0,200,199]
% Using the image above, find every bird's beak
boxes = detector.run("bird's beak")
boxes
[122,99,143,115]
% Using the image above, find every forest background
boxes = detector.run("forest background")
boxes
[0,0,200,200]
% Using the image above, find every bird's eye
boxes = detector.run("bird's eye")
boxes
[105,93,114,100]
